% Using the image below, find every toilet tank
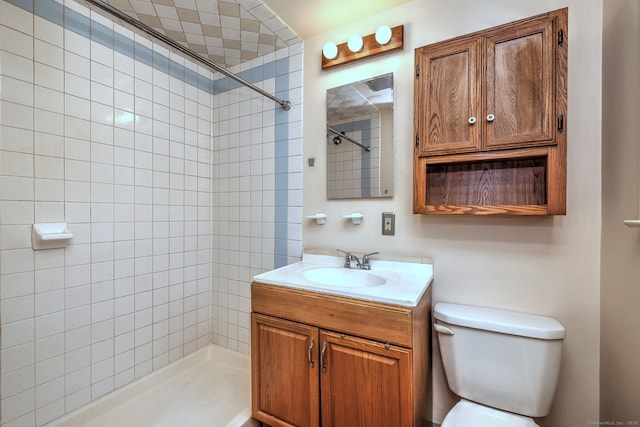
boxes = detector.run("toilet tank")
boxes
[434,303,565,418]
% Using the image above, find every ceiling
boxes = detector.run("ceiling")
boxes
[97,0,411,68]
[261,0,413,40]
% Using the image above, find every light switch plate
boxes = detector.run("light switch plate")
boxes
[382,212,395,236]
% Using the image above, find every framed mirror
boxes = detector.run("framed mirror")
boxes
[326,73,394,199]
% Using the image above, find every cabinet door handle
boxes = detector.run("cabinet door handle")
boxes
[468,116,476,124]
[308,338,315,368]
[486,114,495,122]
[320,342,327,373]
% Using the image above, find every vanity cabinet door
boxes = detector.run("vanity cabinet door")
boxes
[415,37,482,156]
[482,13,560,150]
[251,313,320,427]
[319,330,412,427]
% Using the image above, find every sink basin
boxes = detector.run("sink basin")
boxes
[253,253,433,307]
[299,266,387,288]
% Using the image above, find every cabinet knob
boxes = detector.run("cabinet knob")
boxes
[486,114,495,122]
[468,116,476,124]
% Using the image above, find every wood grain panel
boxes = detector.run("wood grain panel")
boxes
[426,158,546,206]
[415,37,482,156]
[251,314,320,427]
[320,331,412,427]
[252,282,413,347]
[483,15,556,149]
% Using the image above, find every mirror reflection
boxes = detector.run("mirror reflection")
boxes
[326,73,394,199]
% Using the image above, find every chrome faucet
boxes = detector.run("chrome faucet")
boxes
[337,250,379,270]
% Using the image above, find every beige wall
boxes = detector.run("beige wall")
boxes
[302,0,602,425]
[601,0,640,423]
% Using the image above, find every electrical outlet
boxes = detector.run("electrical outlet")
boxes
[382,212,395,236]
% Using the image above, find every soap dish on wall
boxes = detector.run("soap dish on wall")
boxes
[32,223,74,250]
[306,213,327,225]
[343,213,364,225]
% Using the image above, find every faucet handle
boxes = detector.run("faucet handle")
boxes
[363,251,379,259]
[336,249,353,268]
[362,252,379,267]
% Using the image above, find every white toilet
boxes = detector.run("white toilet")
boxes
[433,303,565,427]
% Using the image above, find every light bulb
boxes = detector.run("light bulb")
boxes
[375,25,392,45]
[347,34,363,53]
[322,42,338,60]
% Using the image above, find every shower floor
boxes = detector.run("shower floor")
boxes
[45,345,256,427]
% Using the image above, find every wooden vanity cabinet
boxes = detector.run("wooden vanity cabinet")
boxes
[413,8,568,215]
[251,314,320,427]
[251,282,432,427]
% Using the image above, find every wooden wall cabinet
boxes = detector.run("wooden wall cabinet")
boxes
[414,8,568,215]
[251,282,432,427]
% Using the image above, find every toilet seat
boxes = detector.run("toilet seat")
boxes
[442,400,539,427]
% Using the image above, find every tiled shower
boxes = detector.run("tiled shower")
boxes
[0,0,302,425]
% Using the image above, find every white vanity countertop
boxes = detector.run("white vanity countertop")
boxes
[253,253,433,307]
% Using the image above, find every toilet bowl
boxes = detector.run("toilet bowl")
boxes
[434,303,564,426]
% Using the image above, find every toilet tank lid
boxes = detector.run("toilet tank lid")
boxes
[434,303,565,340]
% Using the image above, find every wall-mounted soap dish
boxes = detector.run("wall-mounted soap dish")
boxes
[32,223,74,250]
[306,213,327,225]
[343,213,364,225]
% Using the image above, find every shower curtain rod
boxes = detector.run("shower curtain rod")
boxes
[327,127,371,152]
[84,0,292,111]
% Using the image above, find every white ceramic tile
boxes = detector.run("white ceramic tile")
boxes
[35,354,64,386]
[35,333,64,363]
[1,76,34,108]
[65,73,91,99]
[65,306,90,332]
[33,13,61,43]
[64,51,90,79]
[114,54,135,79]
[91,102,114,127]
[1,388,35,423]
[0,294,35,326]
[91,82,114,108]
[65,386,90,414]
[1,101,34,131]
[35,312,64,339]
[34,178,64,202]
[90,42,113,68]
[34,289,64,317]
[91,339,114,365]
[0,151,34,179]
[65,366,90,396]
[0,248,34,276]
[65,264,91,288]
[114,313,134,337]
[0,49,33,84]
[91,124,114,148]
[92,319,114,345]
[35,39,64,70]
[65,116,91,141]
[35,376,64,408]
[0,25,33,59]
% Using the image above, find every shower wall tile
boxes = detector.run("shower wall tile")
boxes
[0,1,213,425]
[211,45,303,354]
[2,0,302,424]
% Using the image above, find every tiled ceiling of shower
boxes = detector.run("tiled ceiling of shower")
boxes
[102,0,300,68]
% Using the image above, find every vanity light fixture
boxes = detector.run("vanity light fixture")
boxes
[375,25,393,45]
[322,42,338,60]
[347,34,364,52]
[322,25,404,70]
